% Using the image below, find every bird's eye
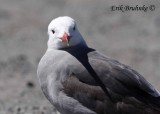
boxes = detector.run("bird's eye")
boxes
[52,30,55,34]
[73,26,76,31]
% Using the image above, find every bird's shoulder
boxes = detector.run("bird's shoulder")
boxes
[89,51,160,96]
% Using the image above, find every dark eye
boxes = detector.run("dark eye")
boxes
[73,26,76,31]
[52,30,55,34]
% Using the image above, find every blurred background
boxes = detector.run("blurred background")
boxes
[0,0,160,114]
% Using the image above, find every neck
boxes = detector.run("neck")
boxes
[60,42,88,50]
[47,40,88,51]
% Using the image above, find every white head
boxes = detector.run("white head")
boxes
[47,16,87,50]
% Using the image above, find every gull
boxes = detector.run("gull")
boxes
[37,16,160,114]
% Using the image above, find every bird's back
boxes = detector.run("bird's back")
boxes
[62,47,160,114]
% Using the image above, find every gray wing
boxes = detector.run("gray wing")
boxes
[90,51,160,96]
[85,51,160,104]
[62,76,110,114]
[62,75,160,114]
[66,50,160,106]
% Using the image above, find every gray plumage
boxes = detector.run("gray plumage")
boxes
[37,16,160,114]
